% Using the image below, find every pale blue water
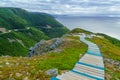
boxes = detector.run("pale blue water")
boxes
[56,16,120,40]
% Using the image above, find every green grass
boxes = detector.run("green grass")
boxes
[0,57,50,80]
[88,37,120,61]
[0,36,87,79]
[97,33,120,47]
[110,71,120,80]
[37,36,87,73]
[70,28,92,34]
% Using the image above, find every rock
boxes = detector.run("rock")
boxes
[15,73,22,77]
[46,68,58,77]
[23,77,29,80]
[5,62,10,65]
[49,38,62,50]
[28,38,62,57]
[29,47,33,51]
[28,40,46,57]
[26,72,29,75]
[118,63,120,70]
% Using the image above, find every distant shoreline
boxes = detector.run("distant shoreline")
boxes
[56,16,120,40]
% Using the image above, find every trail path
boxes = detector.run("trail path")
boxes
[51,35,105,80]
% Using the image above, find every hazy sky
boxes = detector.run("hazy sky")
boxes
[0,0,120,16]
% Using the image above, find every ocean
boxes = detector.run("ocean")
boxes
[56,16,120,40]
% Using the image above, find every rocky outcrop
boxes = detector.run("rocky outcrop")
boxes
[46,68,58,77]
[28,38,62,57]
[49,38,62,50]
[28,40,46,57]
[104,58,120,70]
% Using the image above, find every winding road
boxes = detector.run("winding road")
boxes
[51,35,105,80]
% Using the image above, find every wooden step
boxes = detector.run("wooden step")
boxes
[73,64,104,78]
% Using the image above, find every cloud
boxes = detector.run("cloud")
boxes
[0,0,120,15]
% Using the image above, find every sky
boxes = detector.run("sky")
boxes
[0,0,120,16]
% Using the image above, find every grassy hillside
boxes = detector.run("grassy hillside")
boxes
[0,27,48,56]
[0,7,119,79]
[37,36,87,71]
[0,7,69,37]
[97,33,120,47]
[0,8,28,29]
[0,7,69,56]
[0,28,120,79]
[70,28,92,34]
[0,35,87,80]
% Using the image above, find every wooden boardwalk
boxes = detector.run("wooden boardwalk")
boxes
[51,35,105,80]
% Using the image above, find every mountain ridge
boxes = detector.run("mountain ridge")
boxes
[0,7,69,37]
[0,7,69,56]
